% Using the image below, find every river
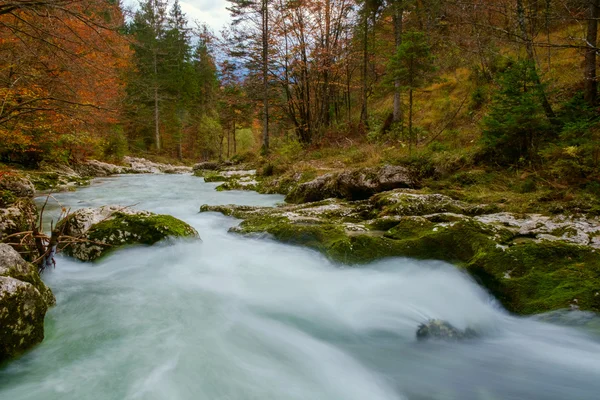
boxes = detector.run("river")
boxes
[1,174,599,399]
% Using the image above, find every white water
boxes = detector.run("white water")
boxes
[1,174,599,400]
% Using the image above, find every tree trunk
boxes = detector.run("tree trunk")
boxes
[262,0,270,153]
[516,0,556,122]
[153,52,160,151]
[360,7,369,127]
[233,120,237,155]
[585,0,600,106]
[408,87,413,154]
[392,0,404,124]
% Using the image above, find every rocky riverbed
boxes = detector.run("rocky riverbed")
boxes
[198,164,600,315]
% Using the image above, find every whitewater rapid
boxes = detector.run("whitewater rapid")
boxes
[0,174,599,400]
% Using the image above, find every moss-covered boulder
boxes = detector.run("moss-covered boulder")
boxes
[0,244,54,363]
[285,165,416,203]
[201,193,600,315]
[0,244,55,306]
[59,206,199,261]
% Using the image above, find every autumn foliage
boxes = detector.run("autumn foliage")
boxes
[0,0,131,165]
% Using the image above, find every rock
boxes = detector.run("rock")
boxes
[59,206,200,261]
[123,156,191,174]
[0,244,55,362]
[192,162,221,172]
[0,276,48,362]
[285,165,416,203]
[74,160,125,177]
[201,192,600,315]
[0,175,35,198]
[0,244,55,306]
[416,319,477,341]
[475,212,600,248]
[0,198,37,244]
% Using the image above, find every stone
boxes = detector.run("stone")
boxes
[59,206,200,261]
[123,156,191,174]
[285,165,416,203]
[416,319,477,341]
[192,162,221,172]
[0,276,48,362]
[74,160,125,177]
[0,244,55,306]
[0,244,55,362]
[0,175,35,198]
[201,191,600,315]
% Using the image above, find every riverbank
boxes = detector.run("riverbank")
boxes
[195,160,600,315]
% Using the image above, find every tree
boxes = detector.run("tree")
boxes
[482,60,552,164]
[227,0,271,153]
[585,0,600,105]
[127,0,169,152]
[389,31,436,151]
[0,0,130,164]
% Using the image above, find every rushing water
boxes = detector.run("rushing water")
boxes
[1,174,600,400]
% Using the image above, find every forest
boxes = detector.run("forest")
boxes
[1,0,599,194]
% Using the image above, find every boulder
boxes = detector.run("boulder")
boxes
[0,244,55,362]
[201,191,600,315]
[416,319,477,341]
[0,175,35,198]
[59,206,200,261]
[285,165,416,203]
[192,162,221,172]
[0,277,48,362]
[123,156,192,174]
[0,244,55,306]
[0,198,36,243]
[74,160,125,177]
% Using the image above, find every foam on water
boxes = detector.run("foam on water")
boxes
[1,174,599,400]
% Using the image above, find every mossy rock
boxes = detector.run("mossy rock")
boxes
[225,206,600,315]
[0,276,48,363]
[59,207,200,261]
[0,244,55,307]
[0,244,54,363]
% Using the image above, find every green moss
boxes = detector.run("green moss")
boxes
[89,213,197,245]
[202,172,228,182]
[28,172,60,190]
[72,212,199,261]
[228,210,600,314]
[468,242,600,314]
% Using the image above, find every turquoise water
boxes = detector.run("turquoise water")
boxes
[1,174,599,400]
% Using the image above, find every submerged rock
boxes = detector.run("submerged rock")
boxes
[416,319,477,341]
[59,206,199,261]
[0,244,55,362]
[285,165,416,203]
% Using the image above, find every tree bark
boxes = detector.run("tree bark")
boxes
[153,51,161,151]
[261,0,270,153]
[360,6,369,127]
[392,0,404,124]
[585,0,600,106]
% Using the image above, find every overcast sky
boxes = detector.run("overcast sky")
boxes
[124,0,232,33]
[179,0,231,32]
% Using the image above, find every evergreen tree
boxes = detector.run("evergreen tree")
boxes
[482,60,553,165]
